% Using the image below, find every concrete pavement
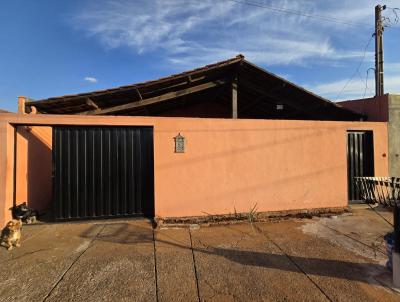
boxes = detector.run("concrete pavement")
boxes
[0,206,399,302]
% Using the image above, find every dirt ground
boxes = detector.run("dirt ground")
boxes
[0,204,398,302]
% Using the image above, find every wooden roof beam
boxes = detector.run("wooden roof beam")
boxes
[78,79,228,115]
[86,98,99,110]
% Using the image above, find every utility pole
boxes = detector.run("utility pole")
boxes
[375,4,386,96]
[374,5,400,290]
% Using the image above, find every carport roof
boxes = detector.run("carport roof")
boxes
[25,55,362,121]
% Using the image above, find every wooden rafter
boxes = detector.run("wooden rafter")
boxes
[86,98,99,110]
[78,79,228,115]
[135,88,143,101]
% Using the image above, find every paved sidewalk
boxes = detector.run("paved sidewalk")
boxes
[0,205,399,301]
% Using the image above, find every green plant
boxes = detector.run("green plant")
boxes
[248,203,258,224]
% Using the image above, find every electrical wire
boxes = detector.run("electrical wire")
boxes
[226,0,398,100]
[362,67,375,98]
[366,203,394,227]
[383,6,400,28]
[335,34,374,100]
[356,69,373,97]
[226,0,373,28]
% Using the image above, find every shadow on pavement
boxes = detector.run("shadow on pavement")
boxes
[80,222,386,284]
[80,222,153,244]
[204,247,383,282]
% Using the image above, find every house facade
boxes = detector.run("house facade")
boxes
[0,55,393,227]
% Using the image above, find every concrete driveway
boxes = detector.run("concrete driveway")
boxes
[0,205,399,302]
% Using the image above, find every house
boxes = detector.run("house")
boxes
[0,55,391,227]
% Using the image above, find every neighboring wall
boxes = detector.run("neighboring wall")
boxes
[339,93,400,176]
[338,95,389,122]
[389,94,400,176]
[0,114,389,227]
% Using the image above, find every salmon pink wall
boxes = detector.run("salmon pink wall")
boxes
[154,119,388,217]
[15,126,52,213]
[0,113,389,227]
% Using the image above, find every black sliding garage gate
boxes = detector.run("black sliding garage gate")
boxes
[53,126,154,220]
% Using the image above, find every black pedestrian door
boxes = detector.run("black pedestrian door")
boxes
[347,131,374,203]
[53,126,154,220]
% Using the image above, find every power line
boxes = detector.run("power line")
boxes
[335,34,374,100]
[367,203,393,227]
[383,6,400,27]
[226,0,373,28]
[226,1,396,100]
[357,70,373,97]
[362,67,375,99]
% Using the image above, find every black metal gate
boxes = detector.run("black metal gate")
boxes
[53,126,154,220]
[347,131,374,202]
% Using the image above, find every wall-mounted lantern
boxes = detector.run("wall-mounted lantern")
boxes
[174,133,185,153]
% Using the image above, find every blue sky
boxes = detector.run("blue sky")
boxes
[1,0,399,112]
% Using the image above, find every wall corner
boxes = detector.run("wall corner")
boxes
[0,122,14,228]
[388,94,400,176]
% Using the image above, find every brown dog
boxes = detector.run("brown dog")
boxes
[1,219,22,250]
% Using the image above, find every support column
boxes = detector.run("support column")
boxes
[18,96,27,114]
[388,94,400,289]
[232,77,238,119]
[0,123,15,228]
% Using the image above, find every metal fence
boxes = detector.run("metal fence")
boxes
[354,177,400,207]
